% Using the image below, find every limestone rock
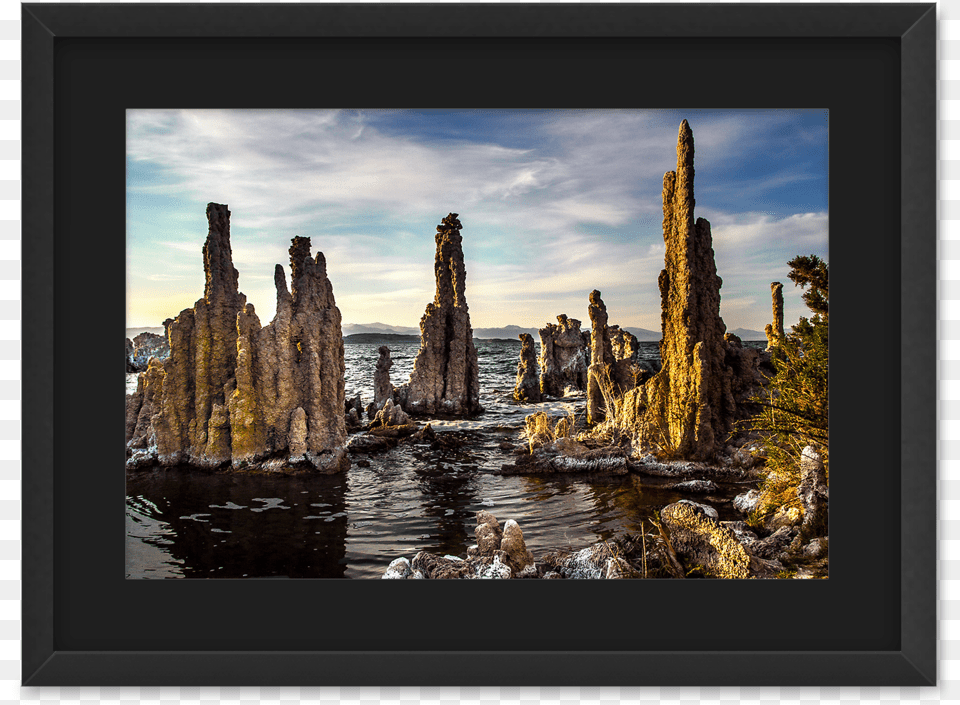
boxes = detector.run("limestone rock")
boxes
[659,501,753,579]
[382,557,412,579]
[639,121,736,461]
[346,392,363,416]
[410,423,437,443]
[373,346,394,412]
[371,398,412,428]
[125,338,136,373]
[801,537,828,559]
[226,236,349,473]
[668,479,718,493]
[146,203,248,468]
[125,203,348,473]
[399,214,482,417]
[345,433,395,454]
[126,447,157,471]
[746,525,796,559]
[345,392,363,430]
[125,357,165,454]
[723,333,766,430]
[676,499,719,520]
[475,555,512,579]
[764,282,785,351]
[499,519,534,573]
[411,550,475,579]
[538,314,588,397]
[798,445,829,540]
[500,440,628,475]
[129,331,171,371]
[733,489,762,515]
[513,333,542,403]
[556,544,614,580]
[367,424,419,439]
[720,520,759,545]
[475,510,503,556]
[587,290,615,424]
[589,290,616,369]
[385,513,535,579]
[609,325,640,362]
[585,290,642,424]
[285,406,307,461]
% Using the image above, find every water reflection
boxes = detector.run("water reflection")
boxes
[412,451,482,558]
[126,470,349,578]
[126,339,757,579]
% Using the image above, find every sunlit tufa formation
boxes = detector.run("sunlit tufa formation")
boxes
[608,325,640,362]
[227,236,348,472]
[513,333,542,403]
[398,213,482,417]
[373,345,395,412]
[538,314,588,397]
[638,121,737,460]
[125,203,349,473]
[586,291,647,424]
[764,282,785,351]
[586,291,616,424]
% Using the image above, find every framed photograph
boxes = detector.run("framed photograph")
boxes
[23,2,935,686]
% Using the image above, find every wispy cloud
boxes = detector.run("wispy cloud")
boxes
[127,109,828,331]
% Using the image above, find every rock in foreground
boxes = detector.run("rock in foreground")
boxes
[382,511,534,579]
[381,507,812,580]
[658,500,779,579]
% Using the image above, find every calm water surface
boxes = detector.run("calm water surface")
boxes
[125,340,755,579]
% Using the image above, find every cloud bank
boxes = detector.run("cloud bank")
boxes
[127,109,828,332]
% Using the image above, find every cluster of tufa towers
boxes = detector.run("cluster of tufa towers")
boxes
[127,120,782,472]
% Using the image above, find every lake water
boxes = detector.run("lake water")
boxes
[125,340,760,579]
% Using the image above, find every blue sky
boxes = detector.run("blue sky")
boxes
[126,109,828,332]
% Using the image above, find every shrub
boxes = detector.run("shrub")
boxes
[745,255,829,518]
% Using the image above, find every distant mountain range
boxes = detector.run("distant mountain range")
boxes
[471,324,538,340]
[470,324,664,342]
[341,322,420,337]
[125,326,165,339]
[727,327,767,341]
[344,333,420,344]
[621,327,662,342]
[130,321,767,343]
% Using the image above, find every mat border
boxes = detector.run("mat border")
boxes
[21,2,936,686]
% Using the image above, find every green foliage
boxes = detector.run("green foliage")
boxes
[745,255,829,515]
[786,254,828,320]
[762,318,829,450]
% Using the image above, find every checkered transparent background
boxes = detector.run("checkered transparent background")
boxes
[9,0,953,699]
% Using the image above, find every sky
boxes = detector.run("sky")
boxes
[126,109,828,333]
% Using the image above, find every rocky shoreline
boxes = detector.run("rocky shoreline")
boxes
[381,499,827,580]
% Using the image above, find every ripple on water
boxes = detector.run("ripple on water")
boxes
[126,340,751,579]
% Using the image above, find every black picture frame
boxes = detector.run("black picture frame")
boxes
[22,2,936,687]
